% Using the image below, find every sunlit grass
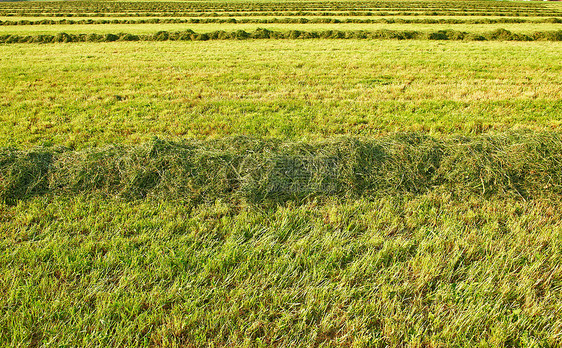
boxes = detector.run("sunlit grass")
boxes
[2,1,562,346]
[2,194,562,346]
[1,40,560,148]
[0,21,561,35]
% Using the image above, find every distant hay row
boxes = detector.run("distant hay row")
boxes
[1,28,561,44]
[2,133,562,205]
[1,17,560,26]
[1,0,559,18]
[4,11,560,18]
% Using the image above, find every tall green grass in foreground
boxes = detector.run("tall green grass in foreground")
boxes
[2,133,562,346]
[1,192,562,346]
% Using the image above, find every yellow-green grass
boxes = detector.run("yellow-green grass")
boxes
[2,194,562,346]
[2,10,558,16]
[2,2,562,347]
[0,21,560,35]
[2,10,559,18]
[3,134,562,205]
[1,40,560,148]
[1,15,559,22]
[2,0,558,19]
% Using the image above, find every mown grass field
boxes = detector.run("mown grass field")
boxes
[1,0,562,347]
[2,40,561,147]
[3,21,562,35]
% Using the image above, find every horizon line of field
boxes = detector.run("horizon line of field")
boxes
[2,27,561,43]
[3,132,562,205]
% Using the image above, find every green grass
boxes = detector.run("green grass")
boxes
[0,21,561,35]
[3,133,562,205]
[1,40,561,148]
[2,194,562,346]
[3,133,562,346]
[2,1,562,346]
[1,16,559,27]
[1,15,559,21]
[2,0,559,18]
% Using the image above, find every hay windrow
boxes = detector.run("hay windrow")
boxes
[1,28,562,44]
[1,17,561,26]
[1,0,560,18]
[2,133,562,204]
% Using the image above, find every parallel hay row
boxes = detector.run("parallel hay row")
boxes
[1,0,559,18]
[2,133,562,204]
[4,11,561,18]
[2,17,561,26]
[1,1,556,12]
[2,28,561,43]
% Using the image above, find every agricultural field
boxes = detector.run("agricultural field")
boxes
[1,0,562,347]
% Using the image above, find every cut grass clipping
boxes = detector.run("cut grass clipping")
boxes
[1,28,562,44]
[2,132,562,205]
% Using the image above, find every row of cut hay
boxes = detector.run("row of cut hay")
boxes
[2,17,561,26]
[3,10,561,18]
[1,1,551,11]
[1,28,561,43]
[2,133,562,205]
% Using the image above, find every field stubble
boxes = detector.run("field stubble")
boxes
[1,40,561,148]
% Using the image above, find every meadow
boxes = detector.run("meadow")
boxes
[1,40,561,147]
[3,22,562,35]
[1,0,562,347]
